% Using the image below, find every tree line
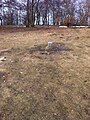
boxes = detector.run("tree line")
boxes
[0,0,89,27]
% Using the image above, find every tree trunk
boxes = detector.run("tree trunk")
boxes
[31,0,35,27]
[26,0,30,27]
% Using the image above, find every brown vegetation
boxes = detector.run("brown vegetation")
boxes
[0,27,90,120]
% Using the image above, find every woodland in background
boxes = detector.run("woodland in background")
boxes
[0,0,90,27]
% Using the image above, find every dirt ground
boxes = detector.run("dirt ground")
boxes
[0,27,90,120]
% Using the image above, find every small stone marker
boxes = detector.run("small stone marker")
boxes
[48,42,53,47]
[45,42,53,53]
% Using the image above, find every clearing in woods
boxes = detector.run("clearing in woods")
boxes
[0,27,90,120]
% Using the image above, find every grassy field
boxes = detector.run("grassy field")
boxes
[0,27,90,120]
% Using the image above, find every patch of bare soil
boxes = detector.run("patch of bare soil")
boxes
[29,42,71,54]
[0,27,90,120]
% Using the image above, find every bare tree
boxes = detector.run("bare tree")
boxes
[87,0,90,26]
[0,0,88,27]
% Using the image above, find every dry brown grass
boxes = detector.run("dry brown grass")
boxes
[0,27,90,120]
